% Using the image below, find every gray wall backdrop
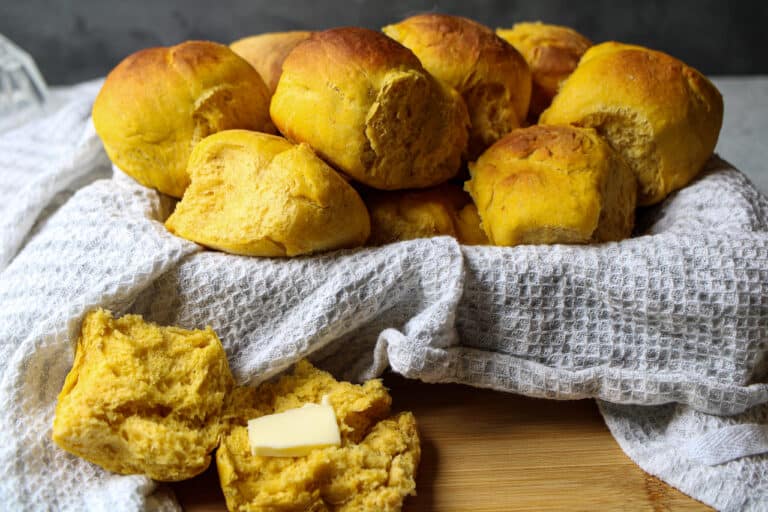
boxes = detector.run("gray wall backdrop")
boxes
[1,0,767,85]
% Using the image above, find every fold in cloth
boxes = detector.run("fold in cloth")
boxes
[1,84,766,511]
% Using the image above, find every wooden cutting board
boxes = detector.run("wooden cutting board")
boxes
[173,375,711,511]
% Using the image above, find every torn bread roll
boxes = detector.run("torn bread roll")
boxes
[217,361,420,512]
[165,130,370,257]
[270,27,469,190]
[383,14,531,159]
[52,309,234,481]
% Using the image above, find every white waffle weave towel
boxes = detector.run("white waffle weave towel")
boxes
[1,83,767,511]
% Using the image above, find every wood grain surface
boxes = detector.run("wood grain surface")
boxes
[172,374,711,511]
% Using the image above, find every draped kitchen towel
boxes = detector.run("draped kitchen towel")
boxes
[1,83,766,511]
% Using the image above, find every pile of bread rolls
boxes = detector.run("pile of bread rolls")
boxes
[92,15,723,257]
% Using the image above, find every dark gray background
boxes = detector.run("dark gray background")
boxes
[1,0,767,85]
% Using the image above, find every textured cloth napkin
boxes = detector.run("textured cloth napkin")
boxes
[1,83,767,511]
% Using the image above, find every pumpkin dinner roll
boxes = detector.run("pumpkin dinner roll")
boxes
[165,130,370,257]
[230,31,313,95]
[270,27,469,190]
[92,41,272,198]
[383,14,531,159]
[365,183,488,245]
[496,21,592,120]
[540,42,723,205]
[52,309,234,481]
[230,31,313,133]
[466,125,636,246]
[217,361,420,512]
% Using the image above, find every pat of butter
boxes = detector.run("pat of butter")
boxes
[247,397,341,457]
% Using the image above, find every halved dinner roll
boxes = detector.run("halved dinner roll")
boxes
[383,14,531,159]
[270,27,469,190]
[165,130,370,257]
[52,309,233,481]
[217,361,419,512]
[365,183,488,245]
[466,125,636,246]
[540,42,723,205]
[496,22,591,120]
[92,41,272,198]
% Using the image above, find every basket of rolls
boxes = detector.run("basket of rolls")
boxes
[1,12,767,512]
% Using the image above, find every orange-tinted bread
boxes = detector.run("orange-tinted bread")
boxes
[497,22,591,120]
[92,41,271,198]
[467,125,636,246]
[384,14,531,158]
[540,42,723,205]
[270,27,469,190]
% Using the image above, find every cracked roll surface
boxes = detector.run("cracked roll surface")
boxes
[164,130,370,257]
[92,40,272,198]
[496,22,591,120]
[52,309,234,481]
[365,183,488,245]
[270,27,469,190]
[466,125,636,246]
[540,42,723,205]
[217,360,420,512]
[383,14,531,159]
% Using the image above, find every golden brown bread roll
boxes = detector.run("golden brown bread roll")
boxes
[365,184,488,245]
[496,22,592,120]
[230,31,313,95]
[383,14,531,159]
[92,41,272,198]
[540,42,723,205]
[52,309,233,481]
[165,130,370,257]
[270,27,469,190]
[466,125,636,246]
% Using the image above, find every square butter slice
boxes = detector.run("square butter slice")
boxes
[247,401,341,457]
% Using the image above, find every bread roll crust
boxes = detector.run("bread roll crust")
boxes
[287,26,422,72]
[93,41,271,198]
[230,31,313,94]
[365,184,488,245]
[270,27,469,190]
[496,22,591,119]
[467,125,636,246]
[165,130,370,257]
[383,14,531,159]
[540,42,723,205]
